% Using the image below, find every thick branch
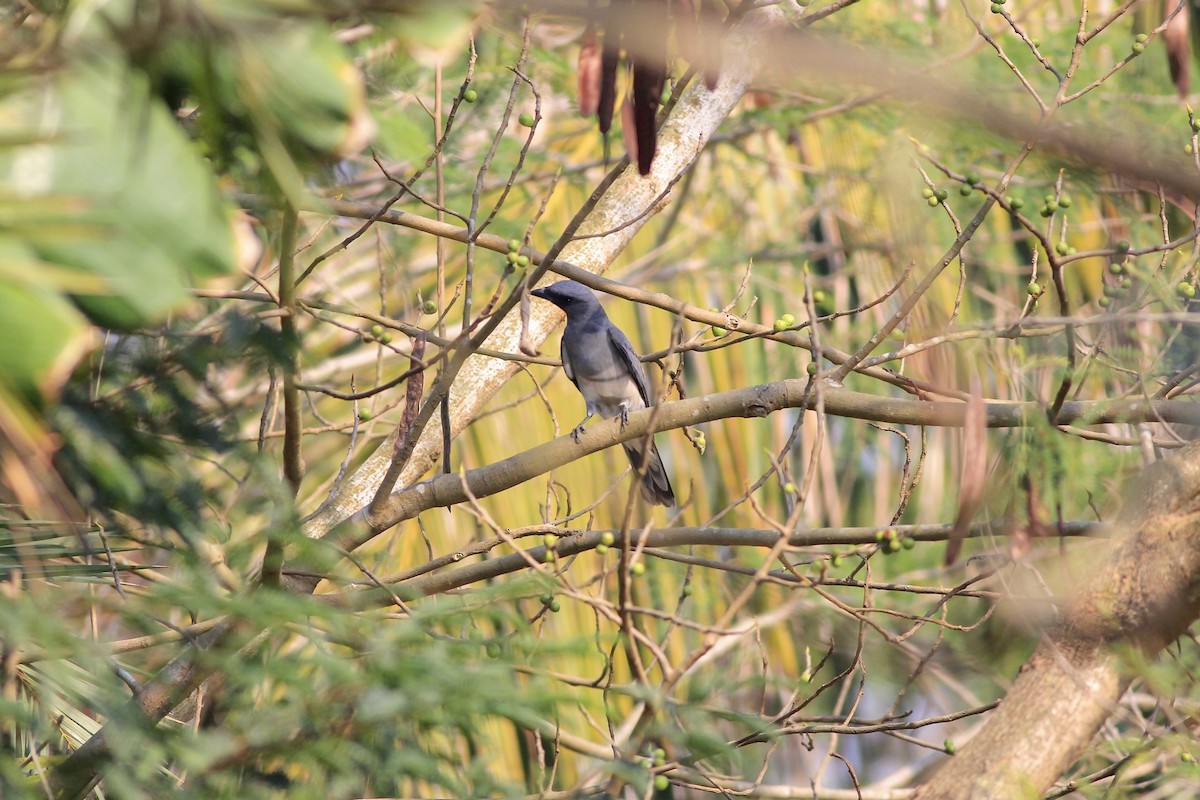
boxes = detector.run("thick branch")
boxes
[309,379,1199,557]
[913,440,1200,799]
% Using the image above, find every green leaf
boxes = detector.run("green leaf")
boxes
[0,266,89,404]
[0,56,238,329]
[243,22,370,156]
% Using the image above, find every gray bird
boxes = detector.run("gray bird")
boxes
[531,280,676,507]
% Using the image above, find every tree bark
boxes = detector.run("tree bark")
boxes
[913,440,1200,799]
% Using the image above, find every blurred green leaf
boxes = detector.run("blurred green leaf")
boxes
[7,59,236,326]
[244,22,371,157]
[0,268,89,404]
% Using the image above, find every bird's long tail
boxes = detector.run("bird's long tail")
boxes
[623,439,676,507]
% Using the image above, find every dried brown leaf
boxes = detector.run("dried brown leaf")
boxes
[946,380,987,566]
[394,335,426,451]
[1165,6,1190,98]
[598,37,620,134]
[519,286,539,357]
[1009,523,1032,562]
[676,0,722,89]
[578,25,602,117]
[631,58,664,174]
[676,0,700,64]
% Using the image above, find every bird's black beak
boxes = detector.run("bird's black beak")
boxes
[530,286,550,300]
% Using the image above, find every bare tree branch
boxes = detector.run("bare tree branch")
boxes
[308,378,1200,560]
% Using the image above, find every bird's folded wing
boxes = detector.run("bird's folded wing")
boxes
[607,325,653,407]
[559,337,577,388]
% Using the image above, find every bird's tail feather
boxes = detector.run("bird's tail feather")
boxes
[623,440,676,507]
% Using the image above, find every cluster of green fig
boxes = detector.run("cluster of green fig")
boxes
[1099,243,1132,308]
[506,238,530,268]
[773,312,797,332]
[875,528,916,554]
[710,293,829,339]
[365,322,393,344]
[1187,115,1200,154]
[960,171,982,196]
[640,749,670,792]
[1092,242,1194,308]
[541,533,559,563]
[922,171,984,203]
[921,186,949,206]
[1039,192,1071,218]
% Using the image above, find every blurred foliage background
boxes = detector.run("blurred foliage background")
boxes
[2,0,1200,798]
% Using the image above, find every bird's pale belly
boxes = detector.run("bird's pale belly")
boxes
[580,373,644,414]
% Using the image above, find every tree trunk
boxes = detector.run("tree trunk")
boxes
[914,440,1200,799]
